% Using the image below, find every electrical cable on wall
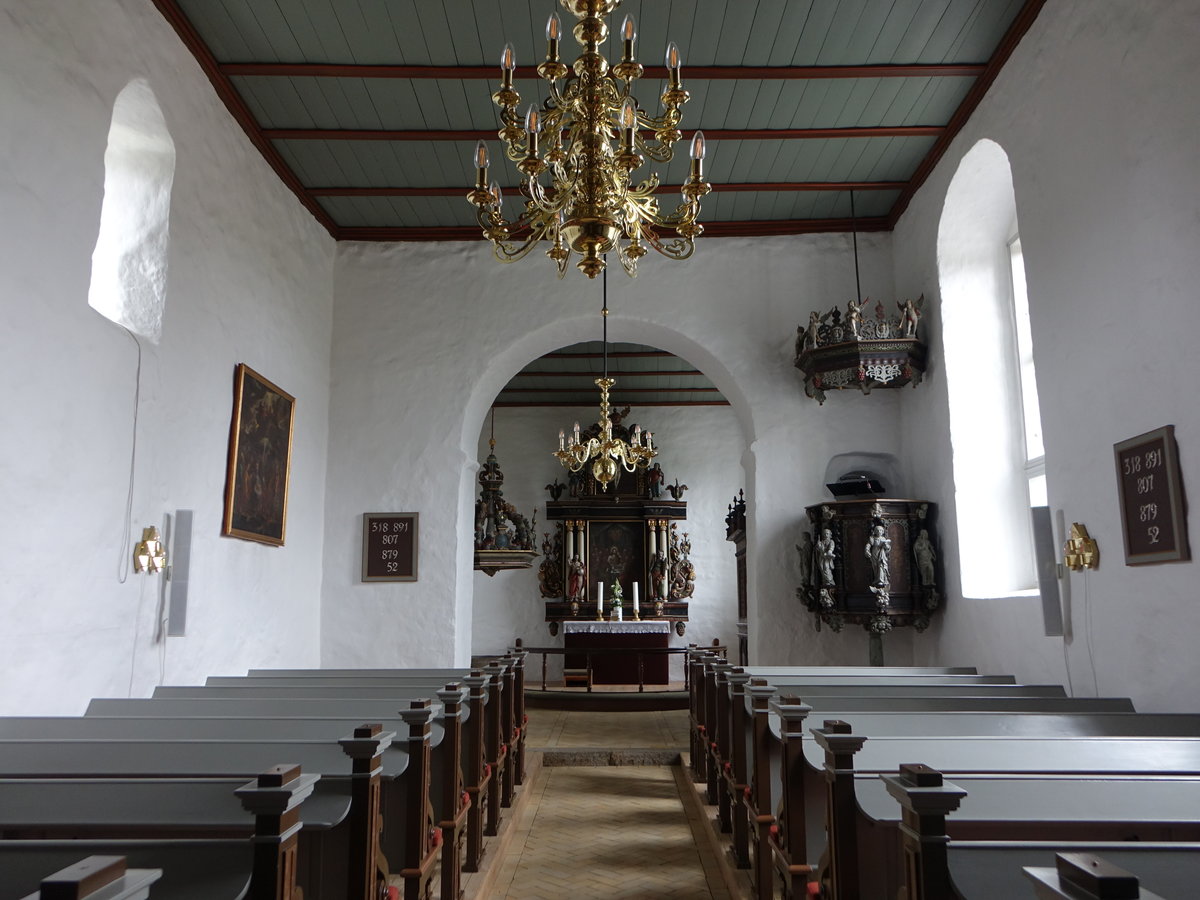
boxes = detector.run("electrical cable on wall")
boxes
[117,326,142,584]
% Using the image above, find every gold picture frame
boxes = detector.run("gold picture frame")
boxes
[222,363,295,546]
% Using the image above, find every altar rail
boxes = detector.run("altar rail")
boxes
[513,641,728,693]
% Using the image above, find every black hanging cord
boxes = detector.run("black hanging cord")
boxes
[602,260,609,380]
[850,190,861,303]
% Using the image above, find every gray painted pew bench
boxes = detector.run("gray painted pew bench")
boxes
[203,666,521,837]
[0,719,422,900]
[140,673,504,877]
[90,679,501,877]
[0,705,465,900]
[0,763,317,900]
[16,856,160,900]
[810,726,1200,900]
[880,768,1200,899]
[737,688,1138,900]
[243,655,529,789]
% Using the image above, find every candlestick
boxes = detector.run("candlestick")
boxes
[596,582,604,620]
[632,582,640,620]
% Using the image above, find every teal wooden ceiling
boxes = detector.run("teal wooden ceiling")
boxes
[155,0,1045,240]
[496,342,728,409]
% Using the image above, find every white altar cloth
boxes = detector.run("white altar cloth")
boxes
[562,621,671,635]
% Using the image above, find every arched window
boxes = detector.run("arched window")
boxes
[88,79,175,343]
[937,139,1046,598]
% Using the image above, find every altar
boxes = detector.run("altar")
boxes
[562,621,671,685]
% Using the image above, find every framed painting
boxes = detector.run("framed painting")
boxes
[222,363,295,546]
[586,519,647,602]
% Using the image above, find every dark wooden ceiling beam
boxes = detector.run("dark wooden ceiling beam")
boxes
[267,126,941,142]
[221,62,986,81]
[493,400,731,408]
[335,216,889,242]
[511,369,706,378]
[149,0,335,237]
[887,0,1048,227]
[501,386,723,395]
[310,181,905,198]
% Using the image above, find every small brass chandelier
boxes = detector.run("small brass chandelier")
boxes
[553,268,656,487]
[467,0,711,279]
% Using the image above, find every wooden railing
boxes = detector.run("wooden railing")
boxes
[511,641,728,693]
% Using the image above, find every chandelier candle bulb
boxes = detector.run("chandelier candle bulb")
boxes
[545,12,560,59]
[665,41,682,87]
[621,14,636,61]
[558,430,565,451]
[500,43,516,87]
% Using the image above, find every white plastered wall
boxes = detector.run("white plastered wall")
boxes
[0,0,334,714]
[893,0,1200,711]
[323,233,915,671]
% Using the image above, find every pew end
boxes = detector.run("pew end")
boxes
[18,856,161,900]
[1024,852,1165,900]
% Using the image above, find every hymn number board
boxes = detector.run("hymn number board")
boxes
[1114,427,1190,565]
[362,513,419,582]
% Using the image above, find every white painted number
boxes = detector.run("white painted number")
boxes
[1148,526,1161,545]
[1136,474,1155,494]
[1139,503,1158,522]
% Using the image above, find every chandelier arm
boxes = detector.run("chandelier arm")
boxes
[641,228,696,261]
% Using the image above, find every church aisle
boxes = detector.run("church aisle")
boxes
[489,765,733,900]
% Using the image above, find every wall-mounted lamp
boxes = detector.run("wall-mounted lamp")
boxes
[1063,523,1099,571]
[133,525,167,574]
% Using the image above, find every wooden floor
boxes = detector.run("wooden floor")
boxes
[464,708,744,900]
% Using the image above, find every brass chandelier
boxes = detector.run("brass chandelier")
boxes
[467,0,711,279]
[553,269,656,487]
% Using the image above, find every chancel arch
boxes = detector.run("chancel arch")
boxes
[458,316,753,678]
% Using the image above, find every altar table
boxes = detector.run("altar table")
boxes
[562,621,671,685]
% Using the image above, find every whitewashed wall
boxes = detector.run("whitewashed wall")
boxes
[472,404,745,681]
[893,0,1200,711]
[324,233,912,670]
[0,0,334,714]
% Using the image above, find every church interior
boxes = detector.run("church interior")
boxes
[1,1,1199,898]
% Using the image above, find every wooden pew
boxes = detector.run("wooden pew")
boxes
[0,715,427,900]
[244,654,529,789]
[0,763,317,900]
[216,658,524,818]
[139,671,505,872]
[692,660,1109,891]
[813,724,1200,900]
[730,686,1139,899]
[91,677,501,864]
[15,856,160,900]
[881,767,1200,899]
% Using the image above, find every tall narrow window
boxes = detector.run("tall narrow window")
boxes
[88,79,175,343]
[1008,237,1046,507]
[938,139,1046,598]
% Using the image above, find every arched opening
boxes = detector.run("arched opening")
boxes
[937,139,1045,598]
[88,78,176,342]
[455,313,754,673]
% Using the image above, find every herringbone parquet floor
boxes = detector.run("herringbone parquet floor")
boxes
[490,764,732,900]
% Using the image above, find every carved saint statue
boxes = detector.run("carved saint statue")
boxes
[797,531,814,586]
[912,529,936,586]
[846,297,864,339]
[649,550,669,601]
[816,528,836,586]
[566,556,585,600]
[865,523,892,588]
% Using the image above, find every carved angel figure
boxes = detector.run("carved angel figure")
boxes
[898,295,924,338]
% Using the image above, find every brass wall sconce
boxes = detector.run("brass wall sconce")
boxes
[133,525,167,574]
[1063,523,1099,571]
